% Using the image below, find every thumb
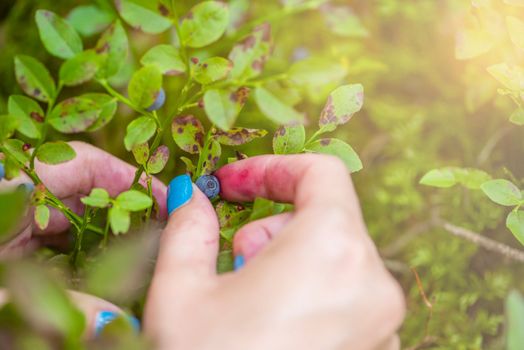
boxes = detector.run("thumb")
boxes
[154,174,220,286]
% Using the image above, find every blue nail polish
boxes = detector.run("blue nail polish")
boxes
[167,174,193,215]
[17,183,34,194]
[0,163,4,181]
[128,316,141,333]
[95,311,118,336]
[234,255,245,271]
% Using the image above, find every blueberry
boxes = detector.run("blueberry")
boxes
[147,88,166,111]
[195,175,220,199]
[0,163,4,181]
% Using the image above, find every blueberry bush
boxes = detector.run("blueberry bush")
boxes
[0,0,523,349]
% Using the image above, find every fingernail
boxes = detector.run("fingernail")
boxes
[167,174,193,215]
[95,310,118,336]
[0,163,4,180]
[234,255,245,271]
[128,316,141,332]
[17,183,34,194]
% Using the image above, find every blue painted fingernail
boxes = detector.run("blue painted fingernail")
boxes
[234,255,245,271]
[95,310,118,336]
[128,316,140,332]
[17,183,34,194]
[167,174,193,215]
[0,163,4,181]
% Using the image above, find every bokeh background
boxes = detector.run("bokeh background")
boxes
[1,0,524,349]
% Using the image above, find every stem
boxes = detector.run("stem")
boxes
[145,176,153,222]
[305,125,330,147]
[71,206,90,266]
[101,211,111,248]
[195,127,214,179]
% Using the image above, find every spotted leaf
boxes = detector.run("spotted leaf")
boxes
[147,145,169,174]
[14,55,56,103]
[8,95,44,139]
[204,87,250,131]
[212,127,267,146]
[273,124,305,154]
[172,115,205,154]
[319,84,364,131]
[229,23,271,80]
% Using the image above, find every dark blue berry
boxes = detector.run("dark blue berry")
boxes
[196,175,220,199]
[147,88,166,111]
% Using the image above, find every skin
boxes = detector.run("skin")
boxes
[0,143,405,349]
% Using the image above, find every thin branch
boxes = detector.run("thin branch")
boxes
[438,221,524,263]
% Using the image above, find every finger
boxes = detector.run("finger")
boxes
[373,335,400,350]
[215,154,359,214]
[34,142,167,229]
[153,176,220,286]
[0,289,137,338]
[233,213,292,260]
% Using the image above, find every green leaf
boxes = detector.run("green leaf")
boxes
[273,124,305,154]
[420,168,457,188]
[2,139,30,165]
[480,179,522,206]
[6,261,85,338]
[67,5,115,37]
[306,138,362,173]
[507,16,524,50]
[128,65,163,109]
[124,116,157,151]
[506,290,524,350]
[35,10,83,59]
[201,140,221,175]
[510,108,524,126]
[452,168,492,190]
[8,95,44,139]
[109,206,130,234]
[180,156,195,175]
[180,1,229,48]
[116,0,172,34]
[95,20,128,79]
[250,197,276,221]
[49,93,117,134]
[212,127,267,146]
[80,188,110,208]
[229,23,271,80]
[34,205,50,230]
[487,63,524,91]
[147,145,169,174]
[115,190,153,211]
[36,141,76,165]
[0,115,19,141]
[321,5,368,38]
[140,44,186,75]
[59,50,101,86]
[131,142,149,165]
[14,55,56,103]
[217,250,234,273]
[193,57,232,84]
[506,211,524,245]
[319,84,364,131]
[0,190,27,242]
[254,87,304,125]
[204,87,250,131]
[171,115,205,154]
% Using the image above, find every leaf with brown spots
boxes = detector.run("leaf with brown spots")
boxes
[147,145,169,174]
[59,50,102,86]
[132,142,149,165]
[319,84,364,131]
[171,115,205,154]
[8,95,44,139]
[180,156,195,176]
[128,65,163,109]
[212,127,267,146]
[201,139,221,175]
[95,20,128,79]
[193,57,232,85]
[273,124,305,154]
[229,23,272,80]
[14,55,56,103]
[48,93,117,134]
[115,0,172,34]
[203,87,250,131]
[179,1,229,48]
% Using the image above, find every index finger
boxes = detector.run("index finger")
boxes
[215,154,359,213]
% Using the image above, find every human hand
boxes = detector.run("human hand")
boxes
[0,141,167,256]
[144,154,405,350]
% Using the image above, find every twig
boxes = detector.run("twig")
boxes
[439,221,524,263]
[411,267,433,338]
[381,221,432,257]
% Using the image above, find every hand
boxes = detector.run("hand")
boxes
[0,141,167,256]
[144,155,405,350]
